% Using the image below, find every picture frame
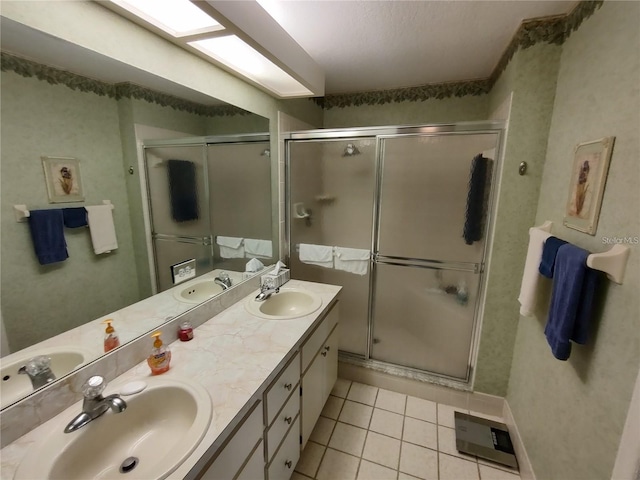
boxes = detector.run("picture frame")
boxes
[563,137,615,235]
[41,156,85,203]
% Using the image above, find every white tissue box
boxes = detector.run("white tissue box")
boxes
[261,268,290,289]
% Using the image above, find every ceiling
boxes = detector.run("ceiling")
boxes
[1,1,577,101]
[259,0,576,94]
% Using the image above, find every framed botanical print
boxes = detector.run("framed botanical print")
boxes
[563,137,615,235]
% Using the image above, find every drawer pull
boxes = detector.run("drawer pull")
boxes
[285,460,292,469]
[324,346,331,351]
[284,416,292,424]
[284,383,293,391]
[321,351,327,357]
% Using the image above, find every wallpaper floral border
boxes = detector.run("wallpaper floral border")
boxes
[0,52,249,118]
[316,0,604,109]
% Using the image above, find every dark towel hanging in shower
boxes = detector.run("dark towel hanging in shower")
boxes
[167,159,199,222]
[463,153,489,245]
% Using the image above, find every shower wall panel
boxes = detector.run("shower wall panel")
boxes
[289,139,376,356]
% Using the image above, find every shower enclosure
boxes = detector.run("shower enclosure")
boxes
[143,134,273,293]
[286,123,502,386]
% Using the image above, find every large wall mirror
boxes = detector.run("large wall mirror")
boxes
[0,16,273,409]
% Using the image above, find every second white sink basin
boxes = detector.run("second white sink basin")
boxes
[14,376,212,480]
[173,280,225,303]
[245,287,322,320]
[0,346,91,409]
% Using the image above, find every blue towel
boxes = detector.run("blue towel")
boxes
[463,154,488,245]
[539,236,567,278]
[62,207,87,228]
[544,244,600,360]
[167,159,199,222]
[28,209,68,265]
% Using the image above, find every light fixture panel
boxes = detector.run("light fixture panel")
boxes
[190,36,313,97]
[111,0,221,36]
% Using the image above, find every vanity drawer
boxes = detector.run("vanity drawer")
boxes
[237,439,265,480]
[301,303,339,373]
[267,385,300,462]
[201,401,263,479]
[266,353,300,425]
[267,416,301,480]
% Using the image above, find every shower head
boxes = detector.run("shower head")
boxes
[342,143,360,157]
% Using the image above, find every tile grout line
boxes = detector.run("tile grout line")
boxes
[312,380,352,480]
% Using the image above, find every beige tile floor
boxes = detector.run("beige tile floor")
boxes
[293,379,522,480]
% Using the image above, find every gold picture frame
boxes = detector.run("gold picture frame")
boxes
[42,156,85,203]
[563,137,615,235]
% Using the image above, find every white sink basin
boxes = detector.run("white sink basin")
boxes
[245,287,322,320]
[14,376,212,480]
[173,279,225,303]
[0,346,91,409]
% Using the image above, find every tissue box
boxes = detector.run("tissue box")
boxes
[261,268,290,289]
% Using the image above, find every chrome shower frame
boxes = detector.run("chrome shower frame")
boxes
[284,121,505,391]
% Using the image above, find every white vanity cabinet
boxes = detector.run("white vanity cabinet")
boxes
[301,303,339,448]
[200,400,264,480]
[194,300,340,480]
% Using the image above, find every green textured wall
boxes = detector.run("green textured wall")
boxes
[507,2,640,478]
[474,43,562,395]
[0,72,140,351]
[323,95,489,128]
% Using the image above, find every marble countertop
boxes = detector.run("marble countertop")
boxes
[0,279,341,479]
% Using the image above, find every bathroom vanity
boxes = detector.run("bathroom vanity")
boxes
[0,280,341,480]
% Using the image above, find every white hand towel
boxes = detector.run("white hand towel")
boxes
[85,205,118,254]
[216,236,244,258]
[518,227,553,316]
[244,239,273,259]
[334,247,370,275]
[299,244,334,269]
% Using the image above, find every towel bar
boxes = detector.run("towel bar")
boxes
[14,200,114,223]
[533,221,631,285]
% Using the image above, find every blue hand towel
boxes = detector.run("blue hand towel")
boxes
[167,159,199,222]
[28,209,68,265]
[544,244,600,360]
[463,154,488,245]
[62,207,88,228]
[539,236,568,278]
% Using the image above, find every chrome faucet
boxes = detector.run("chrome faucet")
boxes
[214,271,232,290]
[64,375,127,433]
[18,355,56,389]
[255,284,279,302]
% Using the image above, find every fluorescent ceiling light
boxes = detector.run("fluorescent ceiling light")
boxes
[112,0,221,35]
[190,35,313,97]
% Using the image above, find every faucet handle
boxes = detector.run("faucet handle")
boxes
[20,355,52,376]
[82,375,106,399]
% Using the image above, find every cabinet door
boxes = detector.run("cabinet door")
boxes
[322,327,339,401]
[237,440,265,480]
[301,348,325,448]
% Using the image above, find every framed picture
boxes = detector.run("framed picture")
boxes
[563,137,615,235]
[42,156,85,203]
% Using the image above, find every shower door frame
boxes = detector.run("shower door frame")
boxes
[285,121,504,390]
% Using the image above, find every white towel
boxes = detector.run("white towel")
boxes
[299,244,334,269]
[334,247,370,276]
[216,236,244,258]
[244,239,273,259]
[518,227,553,316]
[85,205,118,254]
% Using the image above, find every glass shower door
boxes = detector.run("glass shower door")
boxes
[288,138,376,356]
[371,133,498,380]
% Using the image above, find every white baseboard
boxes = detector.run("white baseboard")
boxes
[503,399,536,480]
